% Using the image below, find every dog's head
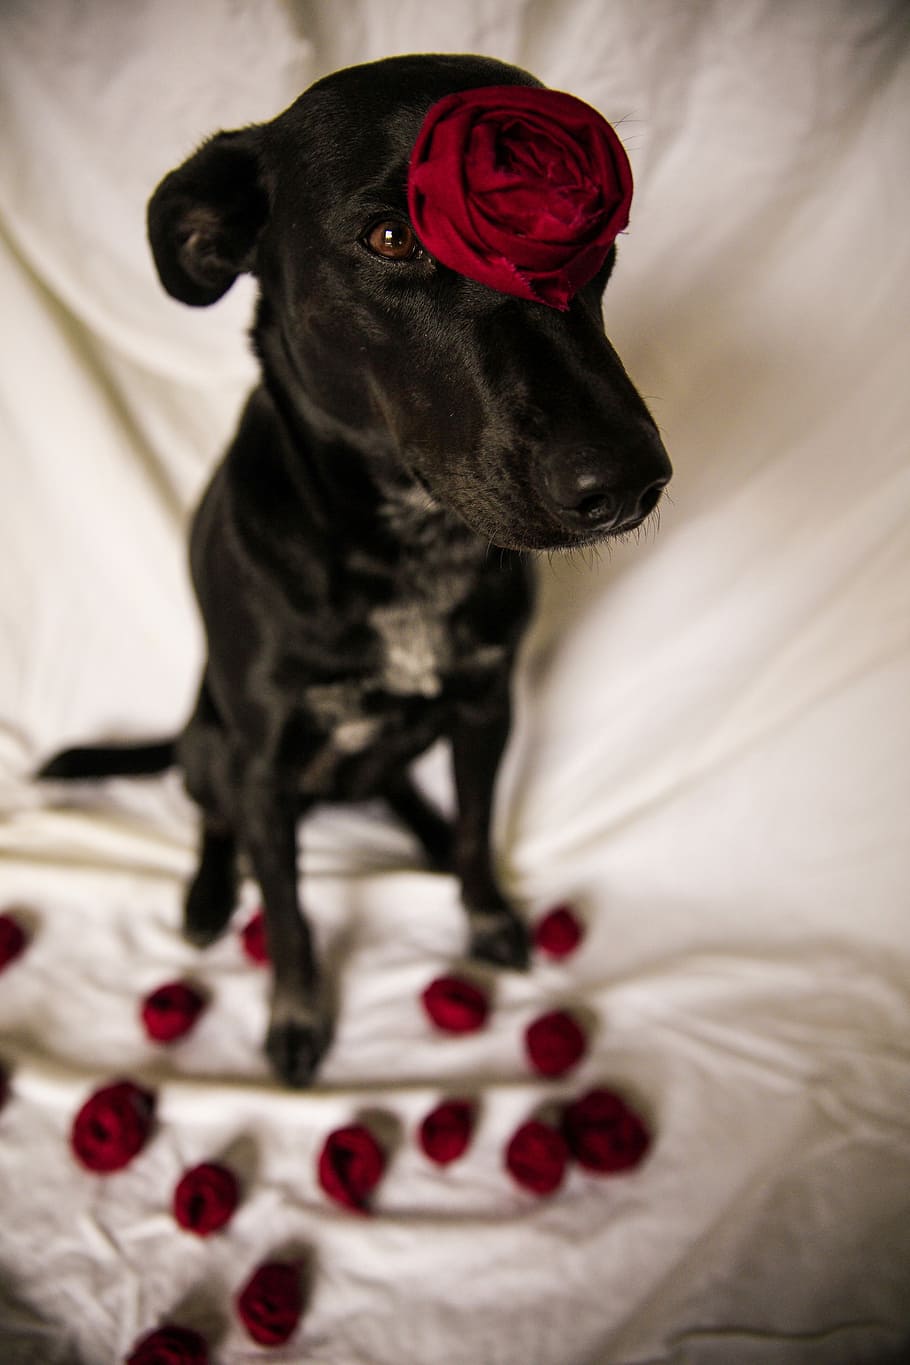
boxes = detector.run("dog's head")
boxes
[148,54,670,551]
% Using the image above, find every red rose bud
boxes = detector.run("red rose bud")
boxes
[533,905,583,959]
[236,1260,304,1347]
[408,85,633,310]
[418,1099,475,1166]
[126,1324,210,1364]
[505,1119,568,1195]
[240,908,269,964]
[318,1124,386,1212]
[70,1079,155,1173]
[141,981,206,1043]
[421,975,489,1033]
[173,1161,239,1236]
[0,912,27,971]
[561,1087,651,1173]
[525,1009,587,1077]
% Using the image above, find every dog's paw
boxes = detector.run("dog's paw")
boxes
[183,912,227,950]
[468,908,530,972]
[266,1003,331,1088]
[184,879,233,944]
[183,862,235,948]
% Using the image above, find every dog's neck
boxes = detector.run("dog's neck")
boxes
[244,302,495,594]
[241,376,487,598]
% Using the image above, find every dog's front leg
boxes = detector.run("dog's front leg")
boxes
[238,785,329,1087]
[451,696,529,971]
[384,773,453,871]
[184,823,238,947]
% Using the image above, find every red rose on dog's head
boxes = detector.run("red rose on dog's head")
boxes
[408,85,632,310]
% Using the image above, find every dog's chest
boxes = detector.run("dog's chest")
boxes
[354,501,493,701]
[298,528,501,783]
[368,563,473,698]
[301,596,452,778]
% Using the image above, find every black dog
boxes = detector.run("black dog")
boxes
[40,54,670,1086]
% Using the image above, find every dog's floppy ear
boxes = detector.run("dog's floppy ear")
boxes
[147,129,269,306]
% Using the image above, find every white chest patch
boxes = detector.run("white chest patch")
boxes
[369,601,447,697]
[333,716,382,753]
[304,682,382,754]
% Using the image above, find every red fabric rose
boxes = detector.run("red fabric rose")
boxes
[126,1325,209,1364]
[561,1087,651,1173]
[421,975,489,1033]
[418,1099,475,1165]
[318,1124,386,1212]
[173,1161,239,1236]
[505,1119,568,1195]
[141,981,206,1043]
[0,912,27,971]
[240,908,269,964]
[525,1009,587,1077]
[236,1261,303,1347]
[70,1079,155,1173]
[533,905,583,959]
[408,84,633,310]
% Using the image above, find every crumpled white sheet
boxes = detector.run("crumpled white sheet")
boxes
[1,2,909,1362]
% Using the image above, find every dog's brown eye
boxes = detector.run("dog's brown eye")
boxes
[365,220,423,261]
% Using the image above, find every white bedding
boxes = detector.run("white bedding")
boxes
[1,2,909,1362]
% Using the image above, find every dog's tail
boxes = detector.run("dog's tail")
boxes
[36,740,178,781]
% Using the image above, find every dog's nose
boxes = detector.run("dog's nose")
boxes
[541,439,671,534]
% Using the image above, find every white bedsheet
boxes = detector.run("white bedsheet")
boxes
[1,2,909,1362]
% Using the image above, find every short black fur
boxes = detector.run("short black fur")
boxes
[39,54,671,1086]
